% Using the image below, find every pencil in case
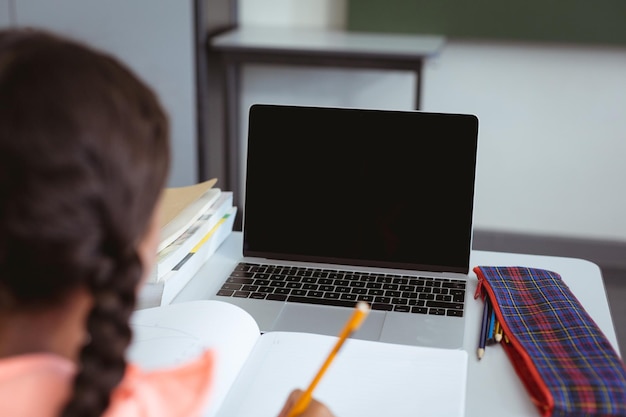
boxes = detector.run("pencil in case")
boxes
[474,266,626,417]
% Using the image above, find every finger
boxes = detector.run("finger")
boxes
[277,389,303,417]
[304,398,334,417]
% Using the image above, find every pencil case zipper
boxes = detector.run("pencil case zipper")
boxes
[474,274,554,417]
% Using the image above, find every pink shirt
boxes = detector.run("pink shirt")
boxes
[0,350,214,417]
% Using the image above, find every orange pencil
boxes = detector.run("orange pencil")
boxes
[287,301,371,417]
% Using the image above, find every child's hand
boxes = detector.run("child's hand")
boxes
[277,389,335,417]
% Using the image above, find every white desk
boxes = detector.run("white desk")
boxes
[173,232,620,417]
[204,26,446,217]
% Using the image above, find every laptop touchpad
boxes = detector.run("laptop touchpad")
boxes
[271,303,384,341]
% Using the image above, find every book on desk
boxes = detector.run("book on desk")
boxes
[128,299,468,417]
[138,180,236,308]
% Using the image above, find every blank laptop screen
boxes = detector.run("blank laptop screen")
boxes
[243,105,479,274]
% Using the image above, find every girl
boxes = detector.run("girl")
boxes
[0,28,333,417]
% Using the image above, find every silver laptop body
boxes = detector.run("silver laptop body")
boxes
[212,104,479,349]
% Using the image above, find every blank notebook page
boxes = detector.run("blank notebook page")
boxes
[216,331,468,417]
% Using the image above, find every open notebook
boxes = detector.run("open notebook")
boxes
[128,300,468,417]
[213,104,479,349]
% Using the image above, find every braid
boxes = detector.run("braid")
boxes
[0,29,170,417]
[62,251,141,417]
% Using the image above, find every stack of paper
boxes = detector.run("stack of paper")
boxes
[137,179,236,309]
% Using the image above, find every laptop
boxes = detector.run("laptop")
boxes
[212,104,479,349]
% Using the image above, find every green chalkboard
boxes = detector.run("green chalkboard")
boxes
[347,0,626,46]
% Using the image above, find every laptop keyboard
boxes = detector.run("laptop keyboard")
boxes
[216,262,466,317]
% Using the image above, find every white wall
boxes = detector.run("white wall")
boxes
[239,0,346,29]
[0,0,13,26]
[9,0,198,188]
[238,0,626,244]
[425,42,626,243]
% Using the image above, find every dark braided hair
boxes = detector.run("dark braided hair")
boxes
[0,29,170,416]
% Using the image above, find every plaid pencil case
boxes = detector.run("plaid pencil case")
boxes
[474,266,626,417]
